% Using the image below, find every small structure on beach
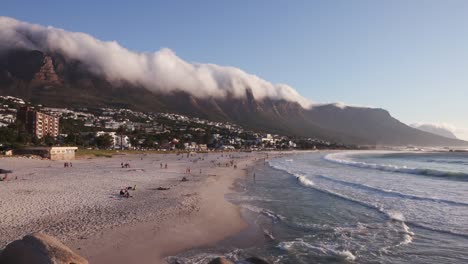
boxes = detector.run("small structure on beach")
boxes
[14,147,78,160]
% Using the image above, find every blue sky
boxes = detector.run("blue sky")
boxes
[3,0,468,139]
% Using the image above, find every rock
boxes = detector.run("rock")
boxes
[245,257,270,264]
[0,232,88,264]
[208,257,234,264]
[33,56,61,84]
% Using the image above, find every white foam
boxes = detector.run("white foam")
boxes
[239,204,285,222]
[296,174,315,187]
[324,152,468,179]
[278,239,357,261]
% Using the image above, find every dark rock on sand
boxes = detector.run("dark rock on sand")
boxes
[208,257,234,264]
[207,256,270,264]
[0,232,88,264]
[245,257,270,264]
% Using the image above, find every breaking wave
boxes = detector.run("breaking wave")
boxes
[278,239,357,261]
[316,174,468,207]
[296,174,315,187]
[324,153,468,181]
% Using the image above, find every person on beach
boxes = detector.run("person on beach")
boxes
[160,163,163,169]
[70,162,72,168]
[119,189,125,196]
[253,173,256,183]
[165,163,168,169]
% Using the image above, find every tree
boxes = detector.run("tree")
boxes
[95,134,113,149]
[43,135,56,146]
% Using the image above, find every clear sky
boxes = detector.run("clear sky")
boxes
[3,0,468,139]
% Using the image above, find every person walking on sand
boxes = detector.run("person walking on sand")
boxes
[253,173,256,183]
[165,163,168,169]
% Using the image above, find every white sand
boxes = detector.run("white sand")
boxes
[0,151,266,263]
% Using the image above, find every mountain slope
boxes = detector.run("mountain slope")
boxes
[0,49,466,147]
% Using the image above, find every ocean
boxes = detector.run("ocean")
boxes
[169,151,468,263]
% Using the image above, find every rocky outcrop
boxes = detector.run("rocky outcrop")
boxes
[0,232,88,264]
[207,257,270,264]
[33,56,61,84]
[245,257,270,264]
[208,257,234,264]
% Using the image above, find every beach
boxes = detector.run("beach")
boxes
[0,151,268,263]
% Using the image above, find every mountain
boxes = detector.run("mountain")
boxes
[0,48,467,147]
[410,124,458,139]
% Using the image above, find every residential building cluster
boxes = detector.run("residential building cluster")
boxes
[0,95,346,151]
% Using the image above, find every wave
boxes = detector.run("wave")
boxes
[239,204,285,222]
[296,175,315,187]
[324,153,468,181]
[278,239,357,261]
[227,195,279,203]
[269,156,468,238]
[316,175,468,207]
[427,159,468,165]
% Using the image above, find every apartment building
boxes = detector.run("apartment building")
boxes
[17,106,60,138]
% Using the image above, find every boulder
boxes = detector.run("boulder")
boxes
[0,232,88,264]
[245,257,270,264]
[208,257,234,264]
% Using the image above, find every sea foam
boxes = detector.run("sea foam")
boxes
[324,152,468,180]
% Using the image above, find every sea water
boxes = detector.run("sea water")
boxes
[169,151,468,263]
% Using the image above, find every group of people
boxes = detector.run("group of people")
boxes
[119,185,136,198]
[63,162,72,168]
[160,163,168,169]
[0,174,8,181]
[0,173,18,182]
[121,162,131,168]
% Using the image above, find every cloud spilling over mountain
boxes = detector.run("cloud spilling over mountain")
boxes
[410,123,458,139]
[0,16,312,108]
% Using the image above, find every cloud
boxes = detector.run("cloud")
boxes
[410,122,468,141]
[410,122,457,133]
[0,16,313,108]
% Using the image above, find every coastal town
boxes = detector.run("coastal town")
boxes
[0,95,352,153]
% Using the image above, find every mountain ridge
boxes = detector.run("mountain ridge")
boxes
[0,48,466,147]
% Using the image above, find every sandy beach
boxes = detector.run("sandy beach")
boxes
[0,151,268,263]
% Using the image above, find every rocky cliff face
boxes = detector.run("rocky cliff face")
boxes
[0,48,466,146]
[32,56,61,84]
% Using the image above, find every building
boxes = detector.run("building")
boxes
[95,131,132,149]
[17,106,59,138]
[14,147,78,160]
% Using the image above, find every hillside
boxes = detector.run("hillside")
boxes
[0,49,466,147]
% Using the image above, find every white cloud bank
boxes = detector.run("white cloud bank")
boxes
[411,122,468,141]
[0,16,313,108]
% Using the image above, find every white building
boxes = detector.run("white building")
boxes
[96,131,132,149]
